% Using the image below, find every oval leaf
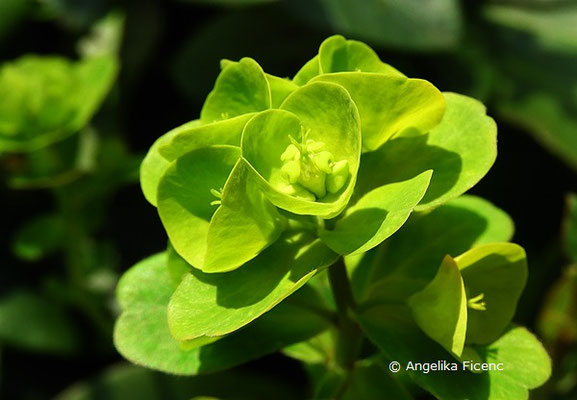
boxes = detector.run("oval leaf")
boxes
[320,170,432,255]
[408,255,468,356]
[157,146,240,269]
[200,57,270,123]
[349,195,514,303]
[167,231,338,340]
[114,253,331,375]
[318,35,404,76]
[311,72,445,152]
[203,160,285,272]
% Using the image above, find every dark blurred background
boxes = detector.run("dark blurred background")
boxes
[0,0,576,398]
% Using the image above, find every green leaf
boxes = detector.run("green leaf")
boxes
[537,266,577,346]
[203,161,285,272]
[220,59,298,108]
[480,19,577,172]
[312,72,445,152]
[267,74,299,108]
[283,330,335,365]
[319,170,432,255]
[158,145,282,272]
[156,146,239,269]
[55,365,164,400]
[0,291,79,354]
[341,362,413,400]
[318,35,404,76]
[0,55,117,152]
[456,243,528,345]
[472,326,552,398]
[293,55,320,86]
[408,255,468,356]
[242,81,361,218]
[358,295,551,400]
[415,93,496,210]
[114,253,214,374]
[354,93,496,211]
[140,120,200,206]
[153,117,253,185]
[11,214,65,261]
[141,113,255,207]
[485,4,577,54]
[200,58,270,123]
[167,231,338,340]
[496,92,577,173]
[78,11,125,58]
[114,252,331,375]
[348,195,514,303]
[56,363,306,400]
[318,0,462,51]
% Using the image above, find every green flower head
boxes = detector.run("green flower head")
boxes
[140,35,495,273]
[0,55,116,153]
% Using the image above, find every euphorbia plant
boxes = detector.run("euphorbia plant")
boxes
[115,35,551,399]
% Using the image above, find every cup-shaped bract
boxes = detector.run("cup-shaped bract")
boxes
[0,55,116,152]
[457,242,528,344]
[408,255,468,357]
[409,243,528,356]
[156,145,284,273]
[241,82,362,218]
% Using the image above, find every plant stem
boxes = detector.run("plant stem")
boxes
[328,257,356,317]
[328,257,363,395]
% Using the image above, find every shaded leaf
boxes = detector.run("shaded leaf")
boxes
[0,55,117,152]
[115,253,331,375]
[167,231,338,340]
[354,93,496,212]
[56,363,305,400]
[11,214,65,261]
[538,266,577,346]
[203,161,285,272]
[358,296,551,400]
[485,4,577,54]
[341,362,413,400]
[348,195,514,303]
[319,0,462,51]
[0,291,78,354]
[156,146,239,269]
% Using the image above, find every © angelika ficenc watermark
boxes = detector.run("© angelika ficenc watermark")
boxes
[388,360,505,374]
